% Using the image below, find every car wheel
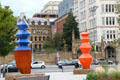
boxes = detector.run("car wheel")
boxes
[41,65,45,69]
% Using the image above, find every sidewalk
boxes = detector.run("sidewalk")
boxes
[0,78,4,80]
[46,72,87,80]
[0,72,87,80]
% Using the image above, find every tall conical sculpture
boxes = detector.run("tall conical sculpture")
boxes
[14,20,32,74]
[79,32,93,69]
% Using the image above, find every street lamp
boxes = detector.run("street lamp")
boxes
[32,42,34,62]
[91,6,98,59]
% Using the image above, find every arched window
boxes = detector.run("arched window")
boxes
[44,21,47,25]
[38,21,41,25]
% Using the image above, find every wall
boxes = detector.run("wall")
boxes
[0,51,73,65]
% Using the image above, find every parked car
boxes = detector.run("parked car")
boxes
[1,61,18,72]
[57,60,74,67]
[106,60,113,64]
[57,59,81,68]
[97,58,106,64]
[31,61,46,69]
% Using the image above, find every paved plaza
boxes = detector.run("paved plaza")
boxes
[0,72,86,80]
[46,72,86,80]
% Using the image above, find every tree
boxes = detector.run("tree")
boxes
[115,2,120,24]
[43,38,55,49]
[62,13,80,51]
[53,32,63,50]
[0,4,17,65]
[43,32,63,52]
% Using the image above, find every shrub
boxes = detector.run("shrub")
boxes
[107,68,117,78]
[112,72,120,79]
[117,65,120,72]
[86,72,97,80]
[95,66,105,75]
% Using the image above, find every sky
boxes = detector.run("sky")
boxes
[0,0,62,18]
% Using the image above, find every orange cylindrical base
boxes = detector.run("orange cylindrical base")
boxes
[14,50,32,74]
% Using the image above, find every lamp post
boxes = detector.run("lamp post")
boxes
[91,6,98,59]
[32,43,34,62]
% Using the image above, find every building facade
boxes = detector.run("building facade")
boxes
[28,17,52,52]
[56,14,68,33]
[41,1,61,15]
[58,0,74,17]
[73,0,120,59]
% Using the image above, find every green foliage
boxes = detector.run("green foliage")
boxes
[0,5,17,57]
[62,13,80,51]
[108,72,120,79]
[115,3,120,25]
[43,32,63,51]
[43,38,55,49]
[86,72,97,80]
[97,73,107,79]
[87,70,120,80]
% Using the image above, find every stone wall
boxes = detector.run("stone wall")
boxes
[0,51,73,65]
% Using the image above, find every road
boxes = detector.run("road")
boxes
[7,64,117,74]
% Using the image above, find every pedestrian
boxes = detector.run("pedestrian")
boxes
[58,64,63,72]
[74,63,79,68]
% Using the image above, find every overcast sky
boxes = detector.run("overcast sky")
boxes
[0,0,62,18]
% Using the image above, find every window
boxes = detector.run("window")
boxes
[106,4,108,12]
[112,17,115,25]
[103,17,115,25]
[104,4,115,13]
[35,36,37,41]
[39,37,41,41]
[109,4,111,12]
[113,34,116,39]
[35,44,37,49]
[112,5,114,12]
[89,18,96,28]
[38,21,41,25]
[107,34,109,39]
[39,44,41,50]
[43,36,45,41]
[106,17,108,25]
[80,0,85,9]
[110,34,112,39]
[44,21,47,25]
[109,17,112,25]
[80,11,86,20]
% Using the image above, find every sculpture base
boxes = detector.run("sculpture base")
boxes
[73,69,94,74]
[5,73,44,80]
[14,50,32,74]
